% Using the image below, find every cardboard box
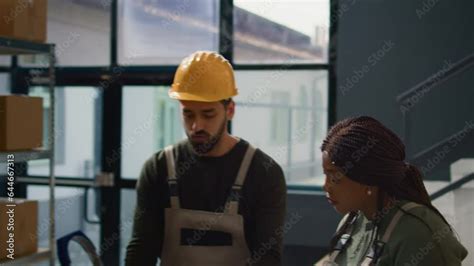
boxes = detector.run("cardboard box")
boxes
[0,95,43,151]
[0,198,38,261]
[0,0,48,43]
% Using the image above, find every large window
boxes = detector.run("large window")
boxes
[20,0,111,66]
[120,189,138,265]
[28,87,102,178]
[121,86,184,179]
[234,0,329,64]
[118,0,220,65]
[233,70,328,185]
[27,185,100,266]
[5,1,333,265]
[0,74,10,177]
[0,73,9,94]
[0,56,10,66]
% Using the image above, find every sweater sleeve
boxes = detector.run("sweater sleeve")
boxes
[125,152,167,266]
[248,156,287,266]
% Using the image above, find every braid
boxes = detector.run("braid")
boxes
[322,116,452,246]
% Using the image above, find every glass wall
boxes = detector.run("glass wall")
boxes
[4,1,332,264]
[120,189,138,266]
[234,0,329,64]
[20,0,110,66]
[121,86,184,179]
[0,56,10,66]
[28,87,102,178]
[118,0,219,65]
[0,73,10,94]
[233,70,328,185]
[27,185,100,266]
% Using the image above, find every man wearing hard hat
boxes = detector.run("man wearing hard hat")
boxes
[125,51,287,266]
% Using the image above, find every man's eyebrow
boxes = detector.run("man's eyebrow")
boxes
[202,108,216,113]
[183,109,193,113]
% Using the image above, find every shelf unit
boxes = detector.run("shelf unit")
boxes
[0,36,56,266]
[0,248,51,265]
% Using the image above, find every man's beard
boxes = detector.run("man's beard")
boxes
[187,117,227,155]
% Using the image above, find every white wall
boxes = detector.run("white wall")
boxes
[426,159,473,265]
[451,159,473,265]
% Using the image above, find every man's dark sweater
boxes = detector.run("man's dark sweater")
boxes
[125,139,287,266]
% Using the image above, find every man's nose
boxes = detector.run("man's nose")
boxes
[192,117,204,132]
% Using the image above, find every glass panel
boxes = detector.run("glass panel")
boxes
[120,189,142,266]
[233,70,328,185]
[0,73,10,94]
[118,0,219,65]
[0,73,10,177]
[28,87,102,178]
[19,0,110,66]
[121,86,185,179]
[0,56,10,66]
[27,185,100,266]
[234,0,329,64]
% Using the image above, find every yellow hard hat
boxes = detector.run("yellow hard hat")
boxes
[169,51,238,102]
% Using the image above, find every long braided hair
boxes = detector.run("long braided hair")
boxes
[321,116,451,250]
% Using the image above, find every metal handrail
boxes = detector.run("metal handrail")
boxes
[397,53,474,103]
[430,173,474,200]
[410,127,473,160]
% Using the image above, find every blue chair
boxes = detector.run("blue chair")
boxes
[57,230,103,266]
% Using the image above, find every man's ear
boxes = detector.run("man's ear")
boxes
[226,100,235,120]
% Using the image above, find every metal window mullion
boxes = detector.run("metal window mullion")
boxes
[219,0,234,63]
[328,0,339,127]
[110,0,118,67]
[99,79,122,266]
[287,107,293,181]
[48,47,56,266]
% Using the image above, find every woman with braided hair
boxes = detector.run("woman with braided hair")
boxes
[316,116,468,266]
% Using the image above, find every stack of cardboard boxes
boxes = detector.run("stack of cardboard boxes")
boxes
[0,95,43,262]
[0,0,48,43]
[0,0,48,261]
[0,95,44,151]
[0,199,39,261]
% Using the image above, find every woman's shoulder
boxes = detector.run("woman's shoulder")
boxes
[393,201,452,239]
[381,201,468,265]
[386,201,453,243]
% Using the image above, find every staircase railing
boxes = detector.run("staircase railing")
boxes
[397,53,474,103]
[430,173,474,200]
[396,53,474,179]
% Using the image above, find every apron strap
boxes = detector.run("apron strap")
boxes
[164,145,180,209]
[327,250,340,265]
[224,144,257,215]
[326,213,358,264]
[361,202,422,266]
[382,202,421,242]
[327,233,351,262]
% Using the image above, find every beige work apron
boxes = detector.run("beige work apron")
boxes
[160,144,256,266]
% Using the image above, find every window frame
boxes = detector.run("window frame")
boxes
[2,1,338,264]
[1,0,338,188]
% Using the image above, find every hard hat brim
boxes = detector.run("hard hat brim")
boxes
[168,89,238,102]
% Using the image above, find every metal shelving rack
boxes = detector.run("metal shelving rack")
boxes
[0,36,56,266]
